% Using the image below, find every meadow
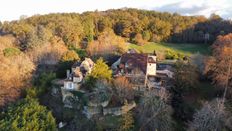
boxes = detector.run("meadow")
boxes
[129,42,211,56]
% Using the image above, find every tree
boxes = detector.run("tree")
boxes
[27,36,68,65]
[35,72,56,96]
[114,20,131,38]
[142,30,151,41]
[0,35,18,52]
[133,33,146,45]
[82,15,94,42]
[61,50,80,62]
[113,77,134,104]
[0,53,35,90]
[87,29,127,58]
[190,53,206,75]
[138,91,173,131]
[120,111,134,131]
[57,50,80,78]
[89,58,112,81]
[0,98,56,131]
[97,18,112,33]
[204,34,232,101]
[174,61,199,91]
[188,98,228,131]
[148,18,172,42]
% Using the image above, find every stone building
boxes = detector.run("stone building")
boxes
[112,50,173,90]
[60,58,136,118]
[61,58,94,107]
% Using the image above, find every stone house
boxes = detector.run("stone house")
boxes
[111,50,173,90]
[60,57,136,119]
[61,58,94,107]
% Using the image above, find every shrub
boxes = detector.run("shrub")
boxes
[165,49,185,60]
[3,47,21,57]
[26,87,38,98]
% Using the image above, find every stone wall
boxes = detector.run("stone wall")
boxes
[103,101,136,116]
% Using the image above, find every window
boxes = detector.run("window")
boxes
[67,82,73,89]
[148,57,156,63]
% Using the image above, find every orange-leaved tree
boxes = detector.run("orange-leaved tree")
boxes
[205,34,232,102]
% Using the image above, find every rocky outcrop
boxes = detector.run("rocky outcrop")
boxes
[103,101,136,116]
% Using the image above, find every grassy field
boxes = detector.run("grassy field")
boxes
[129,42,211,56]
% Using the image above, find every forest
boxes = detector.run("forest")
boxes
[0,8,232,131]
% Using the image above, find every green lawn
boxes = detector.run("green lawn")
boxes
[129,42,211,56]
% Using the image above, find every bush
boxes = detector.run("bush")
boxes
[83,76,97,91]
[165,49,185,60]
[3,47,21,57]
[33,72,56,96]
[26,87,38,98]
[76,49,87,59]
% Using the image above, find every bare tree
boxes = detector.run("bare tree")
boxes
[27,36,67,65]
[188,98,228,131]
[138,91,173,131]
[113,76,134,104]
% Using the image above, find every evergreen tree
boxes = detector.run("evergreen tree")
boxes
[0,98,56,131]
[120,111,134,131]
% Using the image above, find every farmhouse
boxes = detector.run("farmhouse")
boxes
[60,57,136,118]
[59,51,173,118]
[112,49,173,90]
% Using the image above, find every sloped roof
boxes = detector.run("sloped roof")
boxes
[120,53,148,74]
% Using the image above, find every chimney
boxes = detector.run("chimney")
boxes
[153,50,157,56]
[66,70,70,79]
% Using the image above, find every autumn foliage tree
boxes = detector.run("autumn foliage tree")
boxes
[27,36,67,66]
[87,29,127,58]
[205,34,232,99]
[133,33,146,45]
[0,37,35,106]
[113,77,134,104]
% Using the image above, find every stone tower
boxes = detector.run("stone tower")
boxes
[145,51,157,86]
[146,51,157,76]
